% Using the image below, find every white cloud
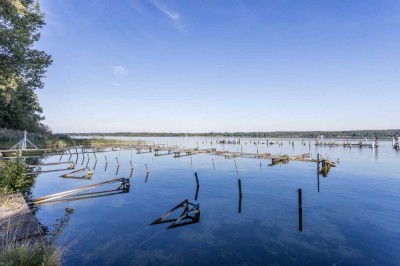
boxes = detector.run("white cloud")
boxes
[149,0,186,31]
[112,66,128,78]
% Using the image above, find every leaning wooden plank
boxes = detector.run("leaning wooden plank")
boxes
[28,161,75,168]
[32,178,124,202]
[33,189,123,205]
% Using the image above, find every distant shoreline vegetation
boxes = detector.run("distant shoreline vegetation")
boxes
[67,129,400,139]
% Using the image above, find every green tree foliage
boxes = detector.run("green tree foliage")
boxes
[0,0,52,133]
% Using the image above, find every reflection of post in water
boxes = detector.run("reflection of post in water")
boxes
[130,169,133,178]
[68,154,72,162]
[115,165,119,175]
[373,147,378,160]
[298,188,303,232]
[234,160,239,176]
[317,153,320,192]
[104,155,108,171]
[43,207,75,245]
[238,179,242,213]
[194,172,200,201]
[59,150,64,161]
[194,185,199,201]
[93,160,97,170]
[75,155,79,165]
[212,158,215,170]
[145,172,149,183]
[81,153,85,165]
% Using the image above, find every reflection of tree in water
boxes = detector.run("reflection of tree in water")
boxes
[41,207,75,245]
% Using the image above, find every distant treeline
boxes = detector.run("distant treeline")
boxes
[68,130,400,139]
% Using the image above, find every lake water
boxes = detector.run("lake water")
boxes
[31,137,400,265]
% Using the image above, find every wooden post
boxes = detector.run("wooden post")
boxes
[130,160,133,170]
[105,155,108,164]
[116,157,119,166]
[145,163,149,174]
[298,189,303,232]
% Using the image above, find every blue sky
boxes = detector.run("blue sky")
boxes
[36,0,400,133]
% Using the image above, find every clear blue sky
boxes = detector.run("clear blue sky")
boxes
[36,0,400,133]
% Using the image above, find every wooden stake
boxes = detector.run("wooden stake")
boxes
[298,189,303,232]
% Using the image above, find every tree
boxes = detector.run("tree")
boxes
[0,0,52,132]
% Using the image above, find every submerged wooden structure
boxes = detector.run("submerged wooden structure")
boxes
[315,137,378,148]
[60,167,93,179]
[28,161,75,173]
[150,199,200,229]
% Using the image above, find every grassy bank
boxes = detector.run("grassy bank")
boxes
[1,236,61,266]
[0,159,61,266]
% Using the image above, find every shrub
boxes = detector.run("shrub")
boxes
[0,159,32,194]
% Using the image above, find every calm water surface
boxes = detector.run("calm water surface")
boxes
[32,137,400,265]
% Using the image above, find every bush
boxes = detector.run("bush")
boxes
[0,159,32,194]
